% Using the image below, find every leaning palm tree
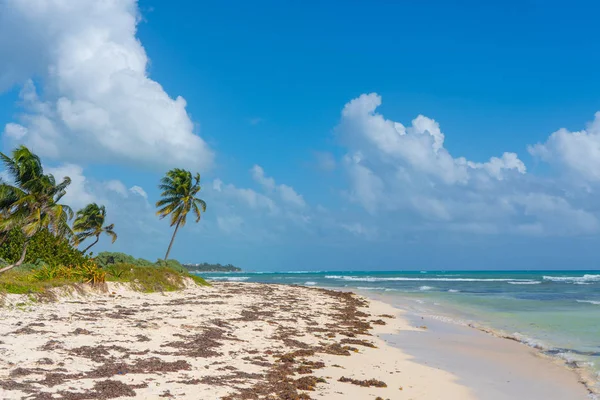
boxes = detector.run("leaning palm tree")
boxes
[156,168,206,262]
[0,146,73,273]
[73,203,117,253]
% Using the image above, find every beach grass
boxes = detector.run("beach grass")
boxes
[105,263,209,292]
[0,262,208,296]
[0,269,75,294]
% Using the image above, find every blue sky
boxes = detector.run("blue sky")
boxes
[1,0,600,270]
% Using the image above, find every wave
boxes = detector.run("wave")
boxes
[207,276,249,282]
[507,281,541,285]
[324,275,536,283]
[419,286,434,291]
[576,300,600,305]
[448,289,460,293]
[356,286,387,291]
[303,281,317,286]
[543,274,600,284]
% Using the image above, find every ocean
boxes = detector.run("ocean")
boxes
[196,270,600,391]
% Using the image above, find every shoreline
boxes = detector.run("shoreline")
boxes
[353,288,598,398]
[0,281,592,399]
[355,289,593,400]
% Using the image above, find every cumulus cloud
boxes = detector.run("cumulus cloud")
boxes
[251,165,276,190]
[129,185,148,199]
[45,164,97,210]
[339,93,526,186]
[105,180,128,197]
[251,165,306,208]
[528,112,600,182]
[336,93,597,236]
[0,0,213,171]
[205,164,315,240]
[212,178,278,213]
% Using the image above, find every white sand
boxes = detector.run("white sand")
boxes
[0,281,473,399]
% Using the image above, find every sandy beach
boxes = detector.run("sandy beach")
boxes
[0,281,591,399]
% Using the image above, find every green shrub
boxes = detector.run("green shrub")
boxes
[104,263,208,292]
[95,252,187,273]
[0,270,74,294]
[0,228,88,267]
[157,258,187,273]
[94,252,155,268]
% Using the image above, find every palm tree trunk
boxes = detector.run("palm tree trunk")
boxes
[83,235,100,254]
[0,238,30,274]
[164,219,182,262]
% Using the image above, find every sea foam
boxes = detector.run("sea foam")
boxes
[576,300,600,305]
[208,276,250,281]
[324,275,536,283]
[543,274,600,284]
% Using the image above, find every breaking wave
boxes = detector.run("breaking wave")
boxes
[543,274,600,284]
[324,275,536,283]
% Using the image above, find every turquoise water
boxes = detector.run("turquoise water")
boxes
[197,270,600,389]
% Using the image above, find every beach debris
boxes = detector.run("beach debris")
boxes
[338,376,387,387]
[340,338,377,348]
[295,376,327,390]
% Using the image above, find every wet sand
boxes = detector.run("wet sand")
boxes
[364,292,592,400]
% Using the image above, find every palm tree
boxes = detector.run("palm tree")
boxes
[0,146,73,273]
[156,168,206,262]
[73,203,117,253]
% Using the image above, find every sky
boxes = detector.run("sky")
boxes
[1,0,600,271]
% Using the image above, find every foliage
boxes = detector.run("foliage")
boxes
[95,252,187,273]
[0,146,73,270]
[94,251,155,268]
[182,262,241,272]
[73,203,117,253]
[0,259,207,295]
[158,258,187,273]
[0,228,88,267]
[0,270,73,294]
[31,260,105,285]
[104,263,208,292]
[0,146,73,238]
[156,168,206,260]
[0,260,106,295]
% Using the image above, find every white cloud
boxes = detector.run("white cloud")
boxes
[278,184,306,208]
[129,185,148,199]
[528,112,600,182]
[251,164,306,208]
[343,153,384,214]
[212,178,278,213]
[339,93,526,186]
[251,165,276,190]
[336,93,596,236]
[217,215,244,234]
[0,0,213,171]
[45,164,97,210]
[105,180,128,197]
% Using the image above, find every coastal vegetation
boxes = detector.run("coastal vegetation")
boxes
[0,145,208,295]
[182,262,242,272]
